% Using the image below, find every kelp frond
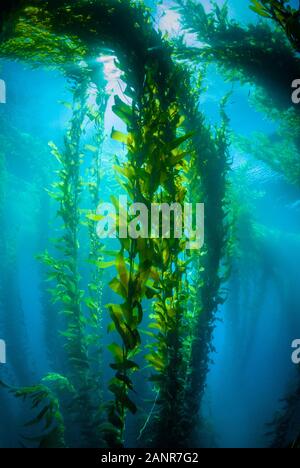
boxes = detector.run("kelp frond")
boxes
[173,0,300,112]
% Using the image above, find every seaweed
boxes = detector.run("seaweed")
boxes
[2,0,297,450]
[173,0,300,112]
[103,40,191,449]
[0,376,69,448]
[0,0,194,448]
[176,72,230,446]
[84,81,108,426]
[266,376,300,448]
[249,0,300,52]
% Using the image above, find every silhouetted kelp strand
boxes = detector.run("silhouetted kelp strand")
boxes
[173,71,230,447]
[249,0,300,53]
[0,378,67,448]
[126,66,193,448]
[85,82,108,420]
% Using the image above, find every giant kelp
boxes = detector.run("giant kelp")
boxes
[0,0,227,448]
[2,0,295,450]
[179,73,229,446]
[41,75,104,448]
[249,0,300,52]
[173,0,300,189]
[234,131,300,188]
[174,0,300,113]
[266,374,300,448]
[173,0,300,448]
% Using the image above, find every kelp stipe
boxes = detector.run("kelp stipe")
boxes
[84,81,108,430]
[177,73,230,446]
[266,377,300,448]
[132,63,230,448]
[40,76,101,447]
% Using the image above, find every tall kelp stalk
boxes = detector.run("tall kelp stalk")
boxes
[22,139,63,373]
[176,72,229,446]
[223,165,264,368]
[0,0,103,448]
[0,31,106,446]
[174,0,300,448]
[128,67,191,448]
[0,378,67,448]
[38,203,63,372]
[41,75,104,448]
[10,0,195,448]
[248,1,300,447]
[0,0,170,447]
[1,0,197,448]
[222,164,300,376]
[102,43,191,449]
[85,83,108,411]
[266,374,300,448]
[0,0,90,380]
[133,63,229,448]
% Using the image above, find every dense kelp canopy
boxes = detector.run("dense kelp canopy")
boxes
[0,0,300,448]
[174,0,300,111]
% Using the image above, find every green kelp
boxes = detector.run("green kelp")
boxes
[266,376,300,448]
[41,77,104,448]
[178,73,229,446]
[1,0,299,450]
[174,0,300,112]
[0,0,199,448]
[173,1,300,183]
[0,376,72,448]
[249,0,300,52]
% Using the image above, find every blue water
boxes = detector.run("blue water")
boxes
[1,0,300,448]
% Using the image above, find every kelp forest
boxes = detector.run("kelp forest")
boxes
[0,0,300,449]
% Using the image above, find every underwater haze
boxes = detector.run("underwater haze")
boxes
[1,0,300,449]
